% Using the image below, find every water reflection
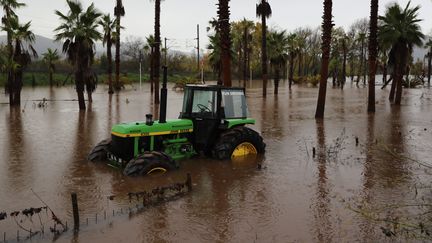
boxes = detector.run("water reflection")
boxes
[60,111,100,216]
[360,114,376,240]
[312,120,333,242]
[0,84,430,242]
[5,107,28,190]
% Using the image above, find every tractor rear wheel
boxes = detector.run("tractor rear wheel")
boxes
[211,126,265,160]
[88,139,111,162]
[123,152,176,176]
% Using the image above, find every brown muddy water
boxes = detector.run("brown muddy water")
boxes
[1,81,432,242]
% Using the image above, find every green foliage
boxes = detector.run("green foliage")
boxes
[379,2,424,53]
[293,75,320,86]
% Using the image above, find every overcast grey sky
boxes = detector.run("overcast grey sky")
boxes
[13,0,432,52]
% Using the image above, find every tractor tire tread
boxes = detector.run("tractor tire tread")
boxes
[88,139,111,162]
[211,126,265,160]
[123,152,176,177]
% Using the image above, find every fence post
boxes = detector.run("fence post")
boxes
[71,193,79,232]
[186,173,192,192]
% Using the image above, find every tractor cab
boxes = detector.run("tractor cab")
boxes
[180,85,249,120]
[179,85,253,152]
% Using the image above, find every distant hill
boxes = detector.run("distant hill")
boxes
[0,34,104,59]
[0,34,63,58]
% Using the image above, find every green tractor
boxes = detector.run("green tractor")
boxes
[88,68,265,176]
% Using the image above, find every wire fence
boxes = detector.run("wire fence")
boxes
[0,174,192,242]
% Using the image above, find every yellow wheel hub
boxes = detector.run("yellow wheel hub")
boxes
[231,142,258,158]
[147,167,167,175]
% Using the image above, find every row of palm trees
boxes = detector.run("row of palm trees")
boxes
[1,0,427,116]
[1,0,163,110]
[317,0,424,117]
[210,0,425,118]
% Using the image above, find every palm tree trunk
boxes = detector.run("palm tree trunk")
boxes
[289,54,294,89]
[389,76,396,101]
[150,47,154,93]
[261,14,268,96]
[75,69,86,110]
[49,69,53,87]
[154,0,161,104]
[297,51,303,78]
[11,42,23,106]
[395,45,408,105]
[315,0,333,119]
[367,0,378,113]
[358,40,364,84]
[274,67,280,95]
[6,11,14,105]
[243,26,248,86]
[115,2,122,91]
[108,34,114,94]
[87,88,93,103]
[363,55,367,85]
[219,0,232,87]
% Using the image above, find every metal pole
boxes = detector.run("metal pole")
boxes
[159,66,168,124]
[201,63,204,84]
[197,24,200,71]
[164,37,168,66]
[139,51,142,90]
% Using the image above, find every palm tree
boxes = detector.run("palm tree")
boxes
[241,19,254,86]
[99,14,115,94]
[367,0,378,113]
[207,34,222,81]
[114,0,125,91]
[151,0,163,104]
[379,1,424,105]
[2,16,37,105]
[315,0,333,119]
[268,30,289,95]
[0,0,25,104]
[232,18,254,86]
[42,48,60,87]
[256,0,271,97]
[424,38,432,84]
[55,0,102,110]
[218,0,232,87]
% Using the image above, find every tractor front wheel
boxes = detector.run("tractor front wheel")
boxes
[123,152,176,176]
[88,139,111,162]
[211,126,265,160]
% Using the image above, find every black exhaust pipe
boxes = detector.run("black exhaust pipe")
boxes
[159,66,168,123]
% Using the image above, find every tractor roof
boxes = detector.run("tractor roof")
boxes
[185,84,244,91]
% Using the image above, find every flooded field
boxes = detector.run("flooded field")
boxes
[1,81,432,242]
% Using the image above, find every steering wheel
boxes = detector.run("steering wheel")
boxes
[197,104,211,112]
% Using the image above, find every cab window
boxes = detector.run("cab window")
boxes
[221,89,248,119]
[191,90,217,118]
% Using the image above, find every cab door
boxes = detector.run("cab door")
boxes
[189,89,220,153]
